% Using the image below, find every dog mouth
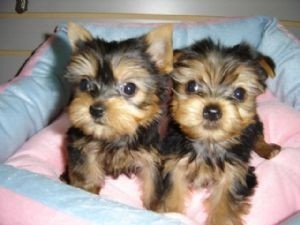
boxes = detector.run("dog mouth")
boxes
[91,116,105,125]
[203,121,220,130]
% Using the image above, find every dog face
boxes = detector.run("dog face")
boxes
[171,38,275,142]
[65,23,173,140]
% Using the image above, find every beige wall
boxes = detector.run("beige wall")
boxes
[0,0,300,84]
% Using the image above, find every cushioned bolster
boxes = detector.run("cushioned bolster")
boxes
[281,212,300,225]
[0,31,71,162]
[259,19,300,110]
[55,16,268,49]
[0,164,184,225]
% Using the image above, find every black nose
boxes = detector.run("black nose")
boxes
[89,104,105,118]
[203,104,222,121]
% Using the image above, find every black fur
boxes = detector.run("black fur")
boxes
[226,120,262,164]
[174,38,275,88]
[233,166,257,199]
[162,117,261,169]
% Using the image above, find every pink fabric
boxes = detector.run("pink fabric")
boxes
[6,111,69,180]
[0,188,90,225]
[6,90,300,225]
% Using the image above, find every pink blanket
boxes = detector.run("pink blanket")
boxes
[6,90,300,225]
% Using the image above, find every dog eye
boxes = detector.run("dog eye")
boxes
[120,82,137,97]
[186,80,200,94]
[79,78,92,92]
[79,78,98,96]
[233,87,246,101]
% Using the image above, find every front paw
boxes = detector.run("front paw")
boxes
[111,166,141,179]
[60,171,70,184]
[71,180,101,194]
[152,200,184,213]
[266,143,281,159]
[82,184,101,194]
[255,142,281,159]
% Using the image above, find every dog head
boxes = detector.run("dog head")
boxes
[171,38,275,143]
[65,23,173,140]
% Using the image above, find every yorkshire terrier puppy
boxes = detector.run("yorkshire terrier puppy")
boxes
[64,22,173,210]
[158,39,280,224]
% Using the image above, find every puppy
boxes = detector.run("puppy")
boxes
[158,38,280,224]
[64,22,173,210]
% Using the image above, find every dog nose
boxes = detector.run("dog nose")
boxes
[203,105,222,121]
[89,104,105,118]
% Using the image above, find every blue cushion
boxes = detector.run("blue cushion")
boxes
[0,31,71,162]
[0,164,184,225]
[258,19,300,110]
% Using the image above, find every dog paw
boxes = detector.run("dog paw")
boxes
[268,143,281,158]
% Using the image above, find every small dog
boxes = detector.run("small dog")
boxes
[64,22,173,210]
[158,39,280,224]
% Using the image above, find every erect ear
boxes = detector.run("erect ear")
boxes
[144,24,173,74]
[68,22,93,51]
[173,49,184,64]
[258,54,276,78]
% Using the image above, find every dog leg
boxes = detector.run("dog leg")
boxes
[254,134,281,159]
[138,163,162,210]
[67,145,105,194]
[156,158,190,213]
[205,165,256,225]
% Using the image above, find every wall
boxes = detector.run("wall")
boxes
[0,0,300,84]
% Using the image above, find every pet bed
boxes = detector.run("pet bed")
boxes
[0,16,300,225]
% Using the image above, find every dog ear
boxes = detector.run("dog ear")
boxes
[173,50,183,64]
[68,22,93,51]
[231,42,276,79]
[258,55,276,78]
[144,24,173,74]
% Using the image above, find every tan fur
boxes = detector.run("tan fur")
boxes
[69,90,161,140]
[205,164,250,225]
[259,58,275,78]
[68,22,93,50]
[136,148,161,209]
[145,24,173,74]
[172,57,268,143]
[157,156,191,212]
[67,53,99,78]
[111,58,162,119]
[172,95,250,142]
[68,137,161,204]
[68,140,105,194]
[159,152,253,225]
[254,134,281,159]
